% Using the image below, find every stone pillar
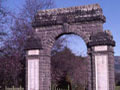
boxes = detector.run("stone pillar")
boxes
[108,46,115,90]
[87,31,115,90]
[87,48,92,90]
[94,45,110,90]
[39,50,51,90]
[39,55,51,90]
[25,36,43,90]
[26,49,40,90]
[26,49,51,90]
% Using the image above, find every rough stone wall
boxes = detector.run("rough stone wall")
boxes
[35,22,103,49]
[33,4,105,90]
[25,4,116,90]
[33,4,106,56]
[108,46,115,90]
[32,4,105,27]
[34,21,104,90]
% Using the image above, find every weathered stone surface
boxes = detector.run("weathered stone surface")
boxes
[25,3,115,90]
[25,36,42,50]
[87,31,115,47]
[32,4,105,27]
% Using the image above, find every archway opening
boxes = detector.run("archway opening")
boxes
[51,34,88,90]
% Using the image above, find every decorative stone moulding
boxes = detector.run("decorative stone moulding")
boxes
[25,36,42,50]
[32,4,106,27]
[87,31,115,48]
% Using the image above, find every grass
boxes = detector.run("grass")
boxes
[116,86,120,90]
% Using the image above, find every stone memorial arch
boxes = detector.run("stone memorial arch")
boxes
[25,4,115,90]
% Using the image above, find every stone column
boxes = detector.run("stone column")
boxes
[39,50,51,90]
[26,49,40,90]
[87,31,115,90]
[39,56,51,90]
[25,36,43,90]
[26,49,51,90]
[108,46,115,90]
[87,48,92,90]
[93,45,110,90]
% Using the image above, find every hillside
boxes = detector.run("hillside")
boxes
[115,56,120,73]
[114,56,120,85]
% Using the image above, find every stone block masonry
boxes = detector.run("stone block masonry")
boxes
[25,3,115,90]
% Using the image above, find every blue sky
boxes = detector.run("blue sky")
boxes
[5,0,120,56]
[54,0,120,56]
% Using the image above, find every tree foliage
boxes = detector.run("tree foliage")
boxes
[51,46,88,90]
[0,0,8,41]
[115,72,120,86]
[22,0,54,21]
[0,0,54,88]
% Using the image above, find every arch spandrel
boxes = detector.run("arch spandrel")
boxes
[38,27,89,54]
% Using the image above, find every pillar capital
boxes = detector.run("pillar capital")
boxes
[87,31,115,48]
[25,36,42,50]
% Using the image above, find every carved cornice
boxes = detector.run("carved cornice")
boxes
[25,36,42,50]
[87,31,115,47]
[32,4,106,27]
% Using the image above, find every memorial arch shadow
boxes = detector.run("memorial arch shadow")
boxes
[25,4,116,90]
